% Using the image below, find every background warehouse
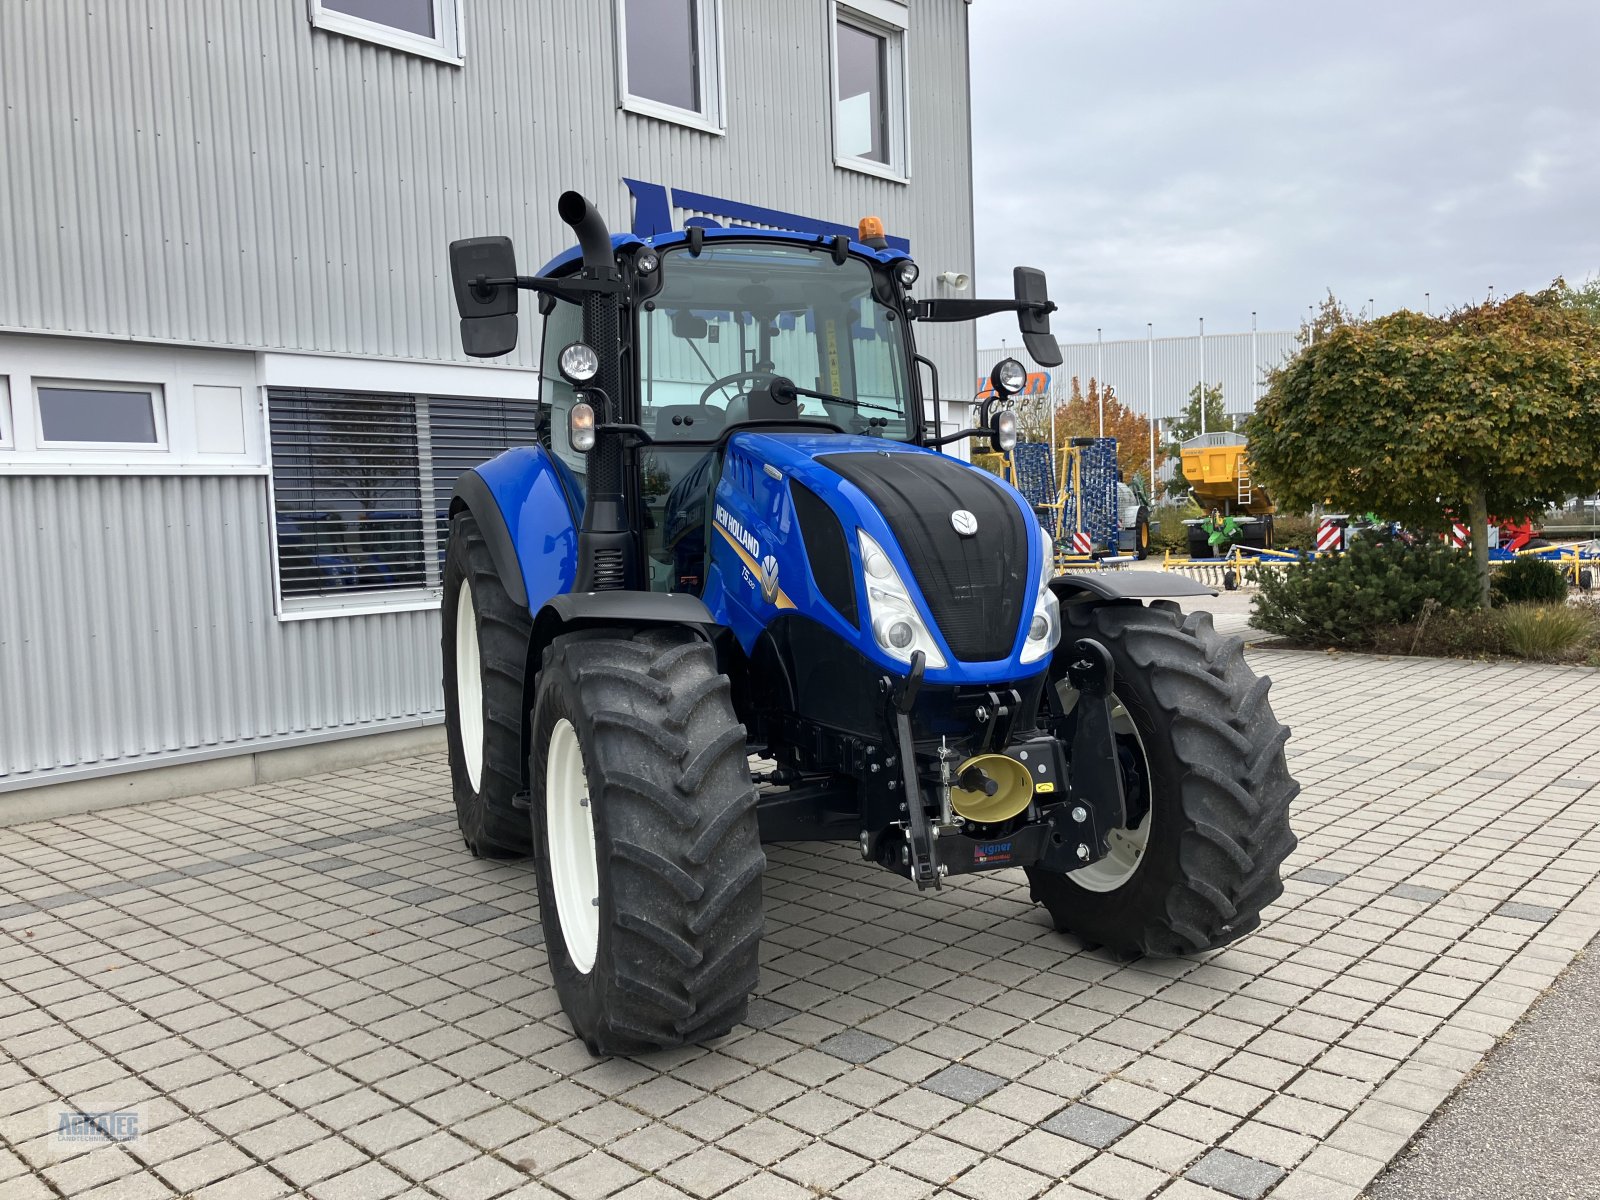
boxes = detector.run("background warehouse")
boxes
[0,0,981,800]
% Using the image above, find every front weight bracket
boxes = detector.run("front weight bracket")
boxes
[1064,638,1127,855]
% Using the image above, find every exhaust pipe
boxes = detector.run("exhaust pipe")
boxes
[558,191,614,272]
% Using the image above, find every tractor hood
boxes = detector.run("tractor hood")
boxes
[704,430,1050,685]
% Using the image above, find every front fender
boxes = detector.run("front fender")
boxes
[452,447,581,612]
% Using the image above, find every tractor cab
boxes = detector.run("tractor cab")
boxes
[538,235,921,595]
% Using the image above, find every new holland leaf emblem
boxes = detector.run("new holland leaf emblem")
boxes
[759,554,780,603]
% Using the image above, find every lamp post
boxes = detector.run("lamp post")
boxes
[1198,317,1206,435]
[1146,323,1156,493]
[1096,327,1104,438]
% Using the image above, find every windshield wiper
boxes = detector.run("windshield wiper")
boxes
[768,377,899,415]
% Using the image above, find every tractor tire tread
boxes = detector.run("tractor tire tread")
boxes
[532,627,762,1055]
[444,511,534,859]
[1028,600,1298,957]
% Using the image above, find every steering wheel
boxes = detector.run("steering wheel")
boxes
[698,370,778,407]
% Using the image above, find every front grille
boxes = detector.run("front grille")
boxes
[820,451,1030,662]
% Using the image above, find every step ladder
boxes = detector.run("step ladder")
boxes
[1237,473,1252,506]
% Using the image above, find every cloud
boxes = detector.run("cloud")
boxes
[969,0,1600,346]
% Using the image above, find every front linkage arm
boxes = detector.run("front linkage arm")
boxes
[1059,638,1128,860]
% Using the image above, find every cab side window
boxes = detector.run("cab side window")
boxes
[540,300,588,504]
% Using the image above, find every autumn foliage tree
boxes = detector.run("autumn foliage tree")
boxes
[1249,284,1600,607]
[1015,377,1165,490]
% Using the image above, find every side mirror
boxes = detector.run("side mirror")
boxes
[449,236,520,358]
[1013,267,1062,367]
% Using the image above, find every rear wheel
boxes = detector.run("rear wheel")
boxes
[1028,601,1298,956]
[443,511,533,859]
[1187,527,1210,559]
[530,627,763,1056]
[1135,509,1151,560]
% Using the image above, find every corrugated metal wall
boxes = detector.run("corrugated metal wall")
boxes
[979,330,1302,423]
[0,0,975,386]
[0,475,440,789]
[0,0,978,787]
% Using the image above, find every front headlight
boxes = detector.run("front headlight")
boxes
[858,530,947,670]
[1019,525,1061,665]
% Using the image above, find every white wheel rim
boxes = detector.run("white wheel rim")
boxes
[546,718,600,974]
[455,581,485,792]
[1058,688,1154,893]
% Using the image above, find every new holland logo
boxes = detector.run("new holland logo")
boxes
[759,555,780,603]
[951,509,978,536]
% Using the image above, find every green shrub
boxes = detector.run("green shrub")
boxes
[1150,501,1201,554]
[1495,603,1596,660]
[1250,537,1479,646]
[1491,555,1569,606]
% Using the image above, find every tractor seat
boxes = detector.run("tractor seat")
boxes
[654,405,725,441]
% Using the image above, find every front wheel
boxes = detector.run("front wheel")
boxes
[1135,510,1151,560]
[1027,601,1298,956]
[530,627,764,1056]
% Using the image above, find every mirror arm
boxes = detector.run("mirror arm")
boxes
[913,298,1058,323]
[924,425,991,448]
[472,273,624,306]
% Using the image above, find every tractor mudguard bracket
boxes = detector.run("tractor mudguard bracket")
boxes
[1063,638,1127,854]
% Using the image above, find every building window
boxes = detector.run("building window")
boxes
[308,0,463,65]
[832,2,907,180]
[35,381,166,449]
[0,377,11,449]
[616,0,724,133]
[268,389,536,611]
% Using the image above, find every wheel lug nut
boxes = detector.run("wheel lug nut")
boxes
[1071,806,1088,823]
[1076,843,1090,861]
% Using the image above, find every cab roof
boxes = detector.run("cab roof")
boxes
[537,226,910,278]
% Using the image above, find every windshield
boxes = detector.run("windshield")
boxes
[639,242,913,442]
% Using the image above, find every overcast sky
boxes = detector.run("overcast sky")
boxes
[968,1,1600,349]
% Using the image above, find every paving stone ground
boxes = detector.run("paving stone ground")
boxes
[2,644,1600,1200]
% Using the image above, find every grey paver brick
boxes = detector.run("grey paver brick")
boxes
[1291,868,1349,886]
[1041,1103,1136,1148]
[740,998,798,1029]
[1494,902,1559,923]
[820,1029,895,1064]
[920,1064,1006,1103]
[1185,1148,1285,1200]
[1388,883,1448,903]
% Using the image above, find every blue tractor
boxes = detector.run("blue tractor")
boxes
[441,193,1298,1056]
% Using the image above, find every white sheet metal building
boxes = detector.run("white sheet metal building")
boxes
[979,329,1303,428]
[0,0,981,799]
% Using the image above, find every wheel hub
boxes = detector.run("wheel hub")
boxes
[545,718,601,973]
[455,582,485,791]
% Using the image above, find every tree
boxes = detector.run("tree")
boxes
[1249,284,1600,607]
[1015,377,1166,491]
[1160,383,1235,498]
